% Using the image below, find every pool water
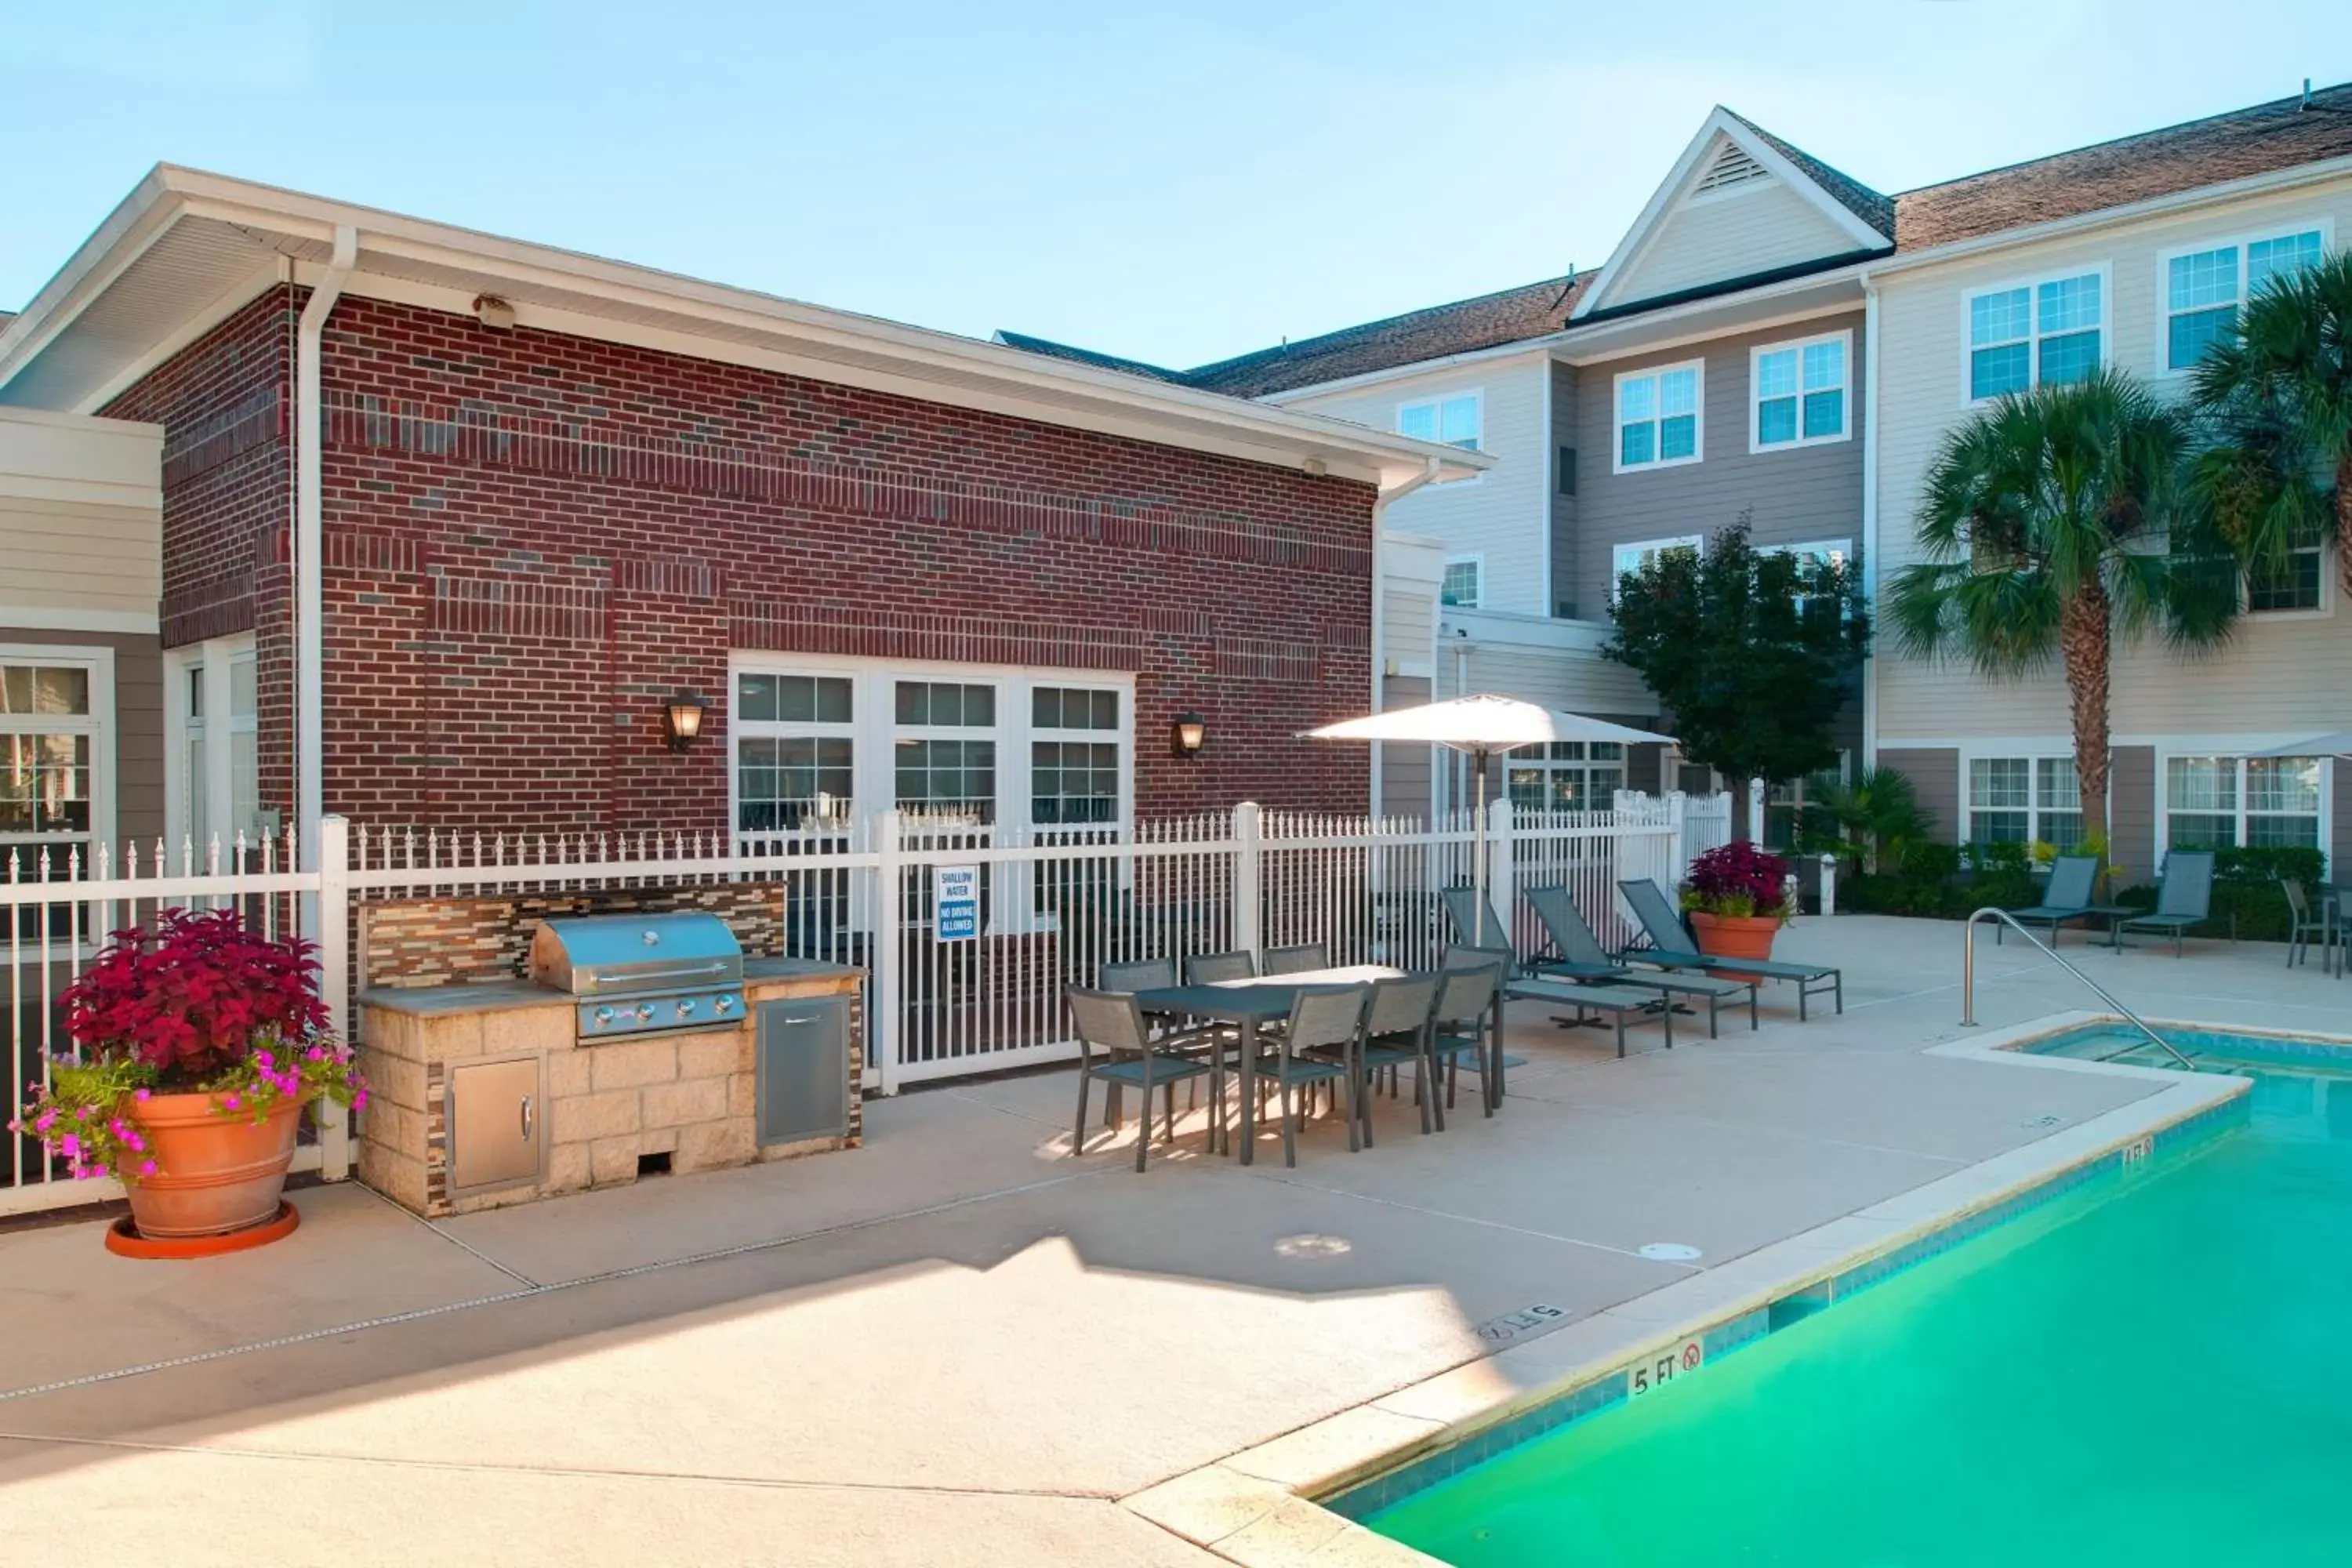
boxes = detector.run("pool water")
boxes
[1370,1033,2352,1566]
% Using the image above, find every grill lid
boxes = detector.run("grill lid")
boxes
[529,912,745,996]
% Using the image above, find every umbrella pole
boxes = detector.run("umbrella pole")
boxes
[1474,747,1489,949]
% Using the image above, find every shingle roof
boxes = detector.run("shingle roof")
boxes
[989,330,1189,383]
[1722,110,1895,240]
[1893,81,2352,249]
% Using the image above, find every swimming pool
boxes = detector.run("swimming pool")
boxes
[1363,1026,2352,1565]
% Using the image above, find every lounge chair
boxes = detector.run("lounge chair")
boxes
[1617,878,1844,1020]
[1997,855,2129,946]
[2117,851,2233,956]
[1525,884,1759,1037]
[1446,941,1674,1062]
[1438,884,1522,960]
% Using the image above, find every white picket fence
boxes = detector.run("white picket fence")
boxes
[4,797,1688,1214]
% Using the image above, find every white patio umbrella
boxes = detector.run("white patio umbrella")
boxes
[1301,694,1677,946]
[2248,731,2352,758]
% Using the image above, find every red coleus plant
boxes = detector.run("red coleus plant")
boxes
[61,909,333,1085]
[1682,840,1794,921]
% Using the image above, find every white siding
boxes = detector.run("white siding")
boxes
[0,408,162,626]
[1283,356,1550,615]
[1872,175,2352,749]
[1609,176,1859,307]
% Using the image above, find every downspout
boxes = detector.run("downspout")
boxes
[1367,454,1444,818]
[296,223,358,876]
[1859,270,1882,775]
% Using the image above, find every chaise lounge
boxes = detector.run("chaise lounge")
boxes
[1617,877,1844,1020]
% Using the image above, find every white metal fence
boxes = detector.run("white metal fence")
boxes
[5,798,1689,1212]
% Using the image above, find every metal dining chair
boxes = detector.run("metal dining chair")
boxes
[1098,956,1221,1121]
[1066,987,1221,1172]
[1258,984,1369,1166]
[1263,942,1331,976]
[1351,972,1444,1142]
[2281,879,2336,972]
[1430,959,1505,1121]
[1186,949,1258,984]
[1099,957,1176,992]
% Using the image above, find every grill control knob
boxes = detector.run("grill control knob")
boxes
[593,1007,616,1027]
[676,998,698,1018]
[634,1003,657,1022]
[713,994,739,1014]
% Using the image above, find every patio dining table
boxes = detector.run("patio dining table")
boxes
[1133,964,1416,1166]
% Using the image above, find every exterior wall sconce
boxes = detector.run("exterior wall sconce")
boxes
[664,691,708,752]
[1172,712,1206,757]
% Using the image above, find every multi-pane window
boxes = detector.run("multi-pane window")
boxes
[1399,393,1482,452]
[2165,228,2325,372]
[1,664,94,848]
[1440,557,1482,609]
[2247,517,2326,613]
[1753,334,1849,448]
[1610,535,1702,601]
[735,673,855,831]
[895,681,997,824]
[1967,757,2084,849]
[175,644,262,851]
[1615,363,1702,470]
[2167,755,2323,851]
[1969,272,2103,400]
[1505,742,1624,815]
[1031,686,1120,826]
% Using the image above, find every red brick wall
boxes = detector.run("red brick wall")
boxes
[114,287,1376,833]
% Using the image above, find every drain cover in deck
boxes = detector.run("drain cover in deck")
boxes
[1639,1242,1703,1262]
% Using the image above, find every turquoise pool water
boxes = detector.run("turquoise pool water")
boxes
[1370,1029,2352,1565]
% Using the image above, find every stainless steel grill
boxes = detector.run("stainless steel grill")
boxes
[528,912,746,1041]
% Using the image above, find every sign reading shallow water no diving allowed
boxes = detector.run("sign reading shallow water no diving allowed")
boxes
[934,866,980,942]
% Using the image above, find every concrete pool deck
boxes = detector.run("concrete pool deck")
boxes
[1,915,2342,1565]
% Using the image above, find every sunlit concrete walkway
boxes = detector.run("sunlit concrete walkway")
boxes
[1,916,2339,1564]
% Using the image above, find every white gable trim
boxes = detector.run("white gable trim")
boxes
[1573,108,1889,319]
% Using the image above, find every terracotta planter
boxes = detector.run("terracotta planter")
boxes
[123,1093,302,1240]
[1686,910,1782,964]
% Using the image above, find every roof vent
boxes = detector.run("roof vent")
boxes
[1694,140,1770,194]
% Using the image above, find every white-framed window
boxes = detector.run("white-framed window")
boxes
[894,680,1000,826]
[2161,224,2327,373]
[1,643,114,882]
[2246,519,2328,615]
[1965,268,2107,401]
[1775,538,1853,618]
[734,672,856,831]
[1751,331,1850,450]
[1440,556,1483,609]
[1610,535,1703,601]
[2165,754,2324,851]
[1505,742,1625,815]
[165,634,261,856]
[1398,391,1483,452]
[1613,361,1703,472]
[1765,751,1853,851]
[1029,684,1121,826]
[1966,756,2085,849]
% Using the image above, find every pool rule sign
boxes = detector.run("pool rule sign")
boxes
[934,866,981,941]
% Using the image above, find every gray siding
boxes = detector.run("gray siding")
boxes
[1570,310,1865,615]
[1548,360,1579,618]
[2109,746,2155,889]
[1880,747,1958,842]
[1379,675,1433,819]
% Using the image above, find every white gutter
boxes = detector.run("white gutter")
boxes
[1860,270,1882,775]
[1367,455,1445,816]
[296,223,357,876]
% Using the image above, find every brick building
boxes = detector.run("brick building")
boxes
[0,169,1479,852]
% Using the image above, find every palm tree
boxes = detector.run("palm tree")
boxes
[2190,249,2352,598]
[1797,764,1933,875]
[1888,368,2238,847]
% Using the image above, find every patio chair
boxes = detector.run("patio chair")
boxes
[1259,985,1369,1166]
[1348,972,1444,1142]
[1263,942,1330,976]
[2281,878,2336,971]
[1099,957,1175,991]
[1439,885,1519,957]
[1617,878,1844,1020]
[1066,987,1221,1172]
[1099,956,1227,1118]
[1996,855,2122,946]
[2117,851,2232,956]
[1429,957,1504,1120]
[1525,885,1758,1037]
[1186,949,1258,984]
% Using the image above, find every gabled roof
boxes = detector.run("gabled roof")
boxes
[1893,80,2352,249]
[1722,111,1894,241]
[994,274,1588,401]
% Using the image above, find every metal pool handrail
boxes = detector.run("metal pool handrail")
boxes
[1960,907,2197,1071]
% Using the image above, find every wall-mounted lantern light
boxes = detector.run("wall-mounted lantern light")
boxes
[1171,712,1206,757]
[664,691,708,752]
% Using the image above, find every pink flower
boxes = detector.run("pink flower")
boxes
[139,1160,157,1177]
[133,1087,151,1102]
[223,1094,241,1111]
[34,1109,56,1133]
[60,1133,80,1159]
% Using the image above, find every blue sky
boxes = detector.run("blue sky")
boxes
[5,2,2347,369]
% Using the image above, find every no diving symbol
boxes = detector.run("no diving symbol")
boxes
[1680,1341,1703,1371]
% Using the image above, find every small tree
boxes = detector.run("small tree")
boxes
[1603,518,1869,839]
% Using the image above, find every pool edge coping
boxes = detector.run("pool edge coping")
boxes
[1120,1012,2253,1567]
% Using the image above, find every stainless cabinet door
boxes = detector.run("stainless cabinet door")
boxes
[757,996,848,1145]
[451,1056,542,1189]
